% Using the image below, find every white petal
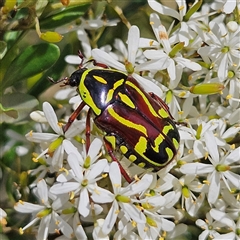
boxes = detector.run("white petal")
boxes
[167,58,176,80]
[25,132,57,143]
[223,171,240,189]
[174,57,201,70]
[67,153,83,179]
[121,202,146,224]
[14,201,44,213]
[73,213,88,240]
[127,25,140,64]
[161,218,175,231]
[102,200,119,234]
[114,39,127,58]
[133,73,163,96]
[92,219,109,240]
[50,182,80,194]
[218,54,228,81]
[37,214,51,240]
[88,138,103,163]
[193,140,205,158]
[109,162,122,189]
[43,102,63,135]
[148,0,180,20]
[126,174,153,195]
[91,187,114,203]
[91,49,125,71]
[208,172,220,204]
[205,131,219,163]
[223,1,236,14]
[78,188,90,217]
[198,229,209,240]
[87,159,108,180]
[53,212,73,238]
[30,110,47,123]
[180,163,214,175]
[149,13,162,42]
[51,144,64,169]
[210,209,235,227]
[37,179,49,204]
[225,147,240,165]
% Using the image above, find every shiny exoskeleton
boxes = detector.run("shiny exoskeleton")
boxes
[66,68,180,172]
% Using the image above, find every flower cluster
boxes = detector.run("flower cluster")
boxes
[12,1,240,239]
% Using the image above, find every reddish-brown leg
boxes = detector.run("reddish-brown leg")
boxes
[63,101,86,133]
[104,139,133,183]
[85,109,92,153]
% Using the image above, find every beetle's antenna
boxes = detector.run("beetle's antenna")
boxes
[47,76,69,87]
[77,50,85,69]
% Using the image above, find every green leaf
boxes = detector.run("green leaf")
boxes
[0,103,18,119]
[28,43,72,96]
[1,43,60,91]
[0,93,39,123]
[40,3,91,29]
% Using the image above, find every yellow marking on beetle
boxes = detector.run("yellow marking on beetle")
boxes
[126,81,160,118]
[105,89,114,104]
[158,108,169,118]
[162,124,174,135]
[152,134,164,152]
[118,92,135,109]
[135,136,148,154]
[79,69,101,115]
[105,136,116,149]
[120,145,128,154]
[138,162,146,168]
[166,147,174,160]
[173,138,179,149]
[93,75,107,84]
[134,136,165,167]
[108,107,147,136]
[129,154,137,162]
[105,79,125,104]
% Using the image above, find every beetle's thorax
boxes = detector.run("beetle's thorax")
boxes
[79,68,128,116]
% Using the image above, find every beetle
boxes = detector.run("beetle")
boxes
[51,54,180,183]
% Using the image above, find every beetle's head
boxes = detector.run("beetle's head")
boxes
[48,68,88,88]
[67,68,87,87]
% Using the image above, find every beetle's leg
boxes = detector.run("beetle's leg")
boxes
[63,101,86,133]
[104,138,133,183]
[85,108,92,152]
[87,59,109,69]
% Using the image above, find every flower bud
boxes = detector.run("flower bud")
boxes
[48,137,64,155]
[116,194,131,203]
[182,186,190,198]
[190,83,224,95]
[40,31,63,43]
[37,208,52,218]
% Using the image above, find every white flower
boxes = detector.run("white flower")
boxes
[50,138,108,217]
[211,0,237,14]
[14,179,73,240]
[91,162,153,235]
[91,25,163,96]
[196,212,222,239]
[25,102,85,169]
[180,131,240,204]
[147,0,200,46]
[210,208,239,240]
[139,16,201,88]
[198,21,240,81]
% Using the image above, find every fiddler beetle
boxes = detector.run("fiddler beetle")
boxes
[50,52,180,183]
